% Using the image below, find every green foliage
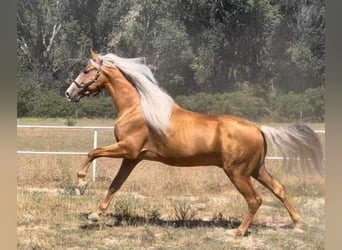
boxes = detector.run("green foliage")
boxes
[17,0,325,122]
[30,90,74,118]
[176,90,268,121]
[114,194,142,221]
[304,87,325,121]
[190,46,216,90]
[64,117,76,126]
[17,82,116,119]
[273,87,325,122]
[287,42,315,73]
[17,71,41,117]
[118,1,194,95]
[76,96,116,118]
[273,91,305,121]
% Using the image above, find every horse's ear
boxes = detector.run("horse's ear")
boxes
[90,49,100,63]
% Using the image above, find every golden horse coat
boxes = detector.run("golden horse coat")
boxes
[65,50,324,236]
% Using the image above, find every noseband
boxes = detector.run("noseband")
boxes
[73,66,102,96]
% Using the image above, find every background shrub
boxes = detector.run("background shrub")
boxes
[175,90,268,121]
[272,87,324,122]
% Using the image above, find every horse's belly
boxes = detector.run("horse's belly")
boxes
[143,151,222,167]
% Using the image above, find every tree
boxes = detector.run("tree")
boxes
[96,0,134,49]
[17,0,98,94]
[117,0,194,95]
[17,0,325,121]
[270,0,325,92]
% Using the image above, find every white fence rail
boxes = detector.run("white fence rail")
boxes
[17,125,325,181]
[17,125,114,181]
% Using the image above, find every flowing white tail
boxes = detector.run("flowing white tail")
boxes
[261,123,324,175]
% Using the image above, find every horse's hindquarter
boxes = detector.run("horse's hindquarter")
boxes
[217,116,265,168]
[143,107,264,167]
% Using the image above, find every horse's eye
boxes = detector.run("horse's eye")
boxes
[83,70,89,74]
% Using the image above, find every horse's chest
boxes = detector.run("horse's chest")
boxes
[114,118,147,142]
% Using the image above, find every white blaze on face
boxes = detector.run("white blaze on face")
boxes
[65,75,82,101]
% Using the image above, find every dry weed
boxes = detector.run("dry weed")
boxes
[17,119,325,249]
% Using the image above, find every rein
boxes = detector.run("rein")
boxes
[73,66,102,95]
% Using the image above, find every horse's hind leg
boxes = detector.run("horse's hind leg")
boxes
[223,166,263,236]
[253,164,303,229]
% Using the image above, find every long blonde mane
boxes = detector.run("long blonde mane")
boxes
[96,53,175,136]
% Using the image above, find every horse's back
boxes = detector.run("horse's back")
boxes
[144,106,264,167]
[170,105,263,147]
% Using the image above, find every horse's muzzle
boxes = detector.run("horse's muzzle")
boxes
[65,90,81,102]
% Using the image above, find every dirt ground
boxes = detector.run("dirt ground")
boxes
[17,160,325,250]
[17,119,325,249]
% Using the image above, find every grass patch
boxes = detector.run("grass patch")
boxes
[17,118,325,249]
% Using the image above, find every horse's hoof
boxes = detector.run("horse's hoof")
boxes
[227,229,239,237]
[227,229,246,237]
[294,218,305,231]
[293,227,304,233]
[76,182,88,196]
[294,221,305,233]
[88,212,101,222]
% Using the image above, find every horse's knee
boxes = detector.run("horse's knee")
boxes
[77,171,86,178]
[248,196,262,212]
[256,196,263,207]
[274,184,286,200]
[87,149,96,159]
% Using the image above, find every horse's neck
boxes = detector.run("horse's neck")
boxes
[104,72,141,116]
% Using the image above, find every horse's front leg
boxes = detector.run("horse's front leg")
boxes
[76,141,132,195]
[88,158,140,221]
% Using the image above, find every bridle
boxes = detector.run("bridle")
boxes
[73,64,102,96]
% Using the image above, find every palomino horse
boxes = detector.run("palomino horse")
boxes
[65,50,324,236]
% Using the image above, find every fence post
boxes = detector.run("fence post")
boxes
[92,129,98,181]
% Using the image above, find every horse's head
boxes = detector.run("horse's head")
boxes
[65,49,106,102]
